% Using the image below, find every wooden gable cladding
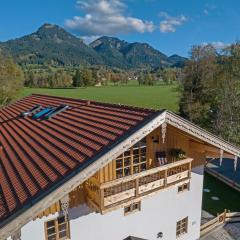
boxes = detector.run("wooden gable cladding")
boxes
[165,125,209,167]
[35,184,86,219]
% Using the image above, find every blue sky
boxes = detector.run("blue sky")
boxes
[0,0,240,56]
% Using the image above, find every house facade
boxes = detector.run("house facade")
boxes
[0,94,239,240]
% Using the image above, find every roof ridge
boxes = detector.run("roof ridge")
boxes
[30,94,160,113]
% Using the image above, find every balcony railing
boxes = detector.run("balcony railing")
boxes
[86,158,193,213]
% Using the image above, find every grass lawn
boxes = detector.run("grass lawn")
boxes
[202,172,240,215]
[21,84,179,112]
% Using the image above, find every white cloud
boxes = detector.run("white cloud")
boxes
[203,4,217,15]
[65,0,155,36]
[81,35,101,44]
[202,41,230,50]
[159,12,187,33]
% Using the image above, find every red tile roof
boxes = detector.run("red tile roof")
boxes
[0,94,159,225]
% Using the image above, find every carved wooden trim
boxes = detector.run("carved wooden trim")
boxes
[220,149,224,166]
[11,229,21,240]
[234,156,238,172]
[60,195,69,220]
[161,122,167,144]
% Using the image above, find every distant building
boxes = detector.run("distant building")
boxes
[0,94,239,240]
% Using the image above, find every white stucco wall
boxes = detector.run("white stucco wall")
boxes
[13,165,204,240]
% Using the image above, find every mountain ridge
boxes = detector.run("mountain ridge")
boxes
[0,24,187,69]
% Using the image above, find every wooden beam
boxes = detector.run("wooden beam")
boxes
[190,141,235,158]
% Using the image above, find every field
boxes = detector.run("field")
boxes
[21,84,179,112]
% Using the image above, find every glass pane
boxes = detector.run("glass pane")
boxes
[47,220,55,228]
[124,167,131,176]
[58,216,65,224]
[47,228,56,235]
[58,223,67,231]
[140,155,146,162]
[141,147,146,155]
[133,149,139,155]
[133,155,139,164]
[48,235,56,240]
[59,230,67,239]
[116,159,123,169]
[140,163,147,172]
[116,169,123,178]
[124,157,131,166]
[132,203,139,210]
[133,165,140,174]
[125,206,131,213]
[124,150,131,157]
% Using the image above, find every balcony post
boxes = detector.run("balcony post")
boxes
[188,161,192,178]
[100,188,104,209]
[135,178,139,197]
[164,168,168,187]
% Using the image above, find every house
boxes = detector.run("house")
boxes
[0,94,239,240]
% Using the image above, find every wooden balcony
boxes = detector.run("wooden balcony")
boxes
[85,158,193,214]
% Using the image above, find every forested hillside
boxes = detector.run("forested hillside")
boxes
[0,24,187,69]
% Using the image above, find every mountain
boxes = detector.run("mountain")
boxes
[0,24,103,66]
[90,36,128,68]
[168,54,188,68]
[0,24,187,69]
[90,37,171,68]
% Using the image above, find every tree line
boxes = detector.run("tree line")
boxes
[180,43,240,145]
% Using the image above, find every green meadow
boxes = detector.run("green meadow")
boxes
[21,84,179,112]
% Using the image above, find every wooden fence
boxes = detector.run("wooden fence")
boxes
[200,210,240,237]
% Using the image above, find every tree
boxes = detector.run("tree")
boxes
[81,69,93,86]
[179,44,218,129]
[138,74,144,85]
[0,53,24,106]
[215,44,240,144]
[73,69,83,87]
[162,68,177,85]
[179,43,240,145]
[144,73,154,86]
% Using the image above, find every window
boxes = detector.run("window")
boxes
[176,217,188,238]
[45,216,70,240]
[116,138,147,179]
[124,202,141,216]
[178,182,190,193]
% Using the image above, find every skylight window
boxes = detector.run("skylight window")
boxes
[32,107,54,120]
[21,105,42,117]
[31,105,69,120]
[43,105,69,120]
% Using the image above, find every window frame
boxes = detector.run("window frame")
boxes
[176,217,188,238]
[44,216,70,240]
[178,182,190,193]
[115,138,147,179]
[124,201,141,216]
